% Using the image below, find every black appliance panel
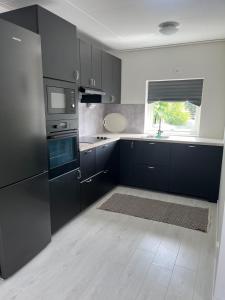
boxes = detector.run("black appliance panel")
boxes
[0,172,51,279]
[48,131,79,178]
[0,18,48,189]
[46,119,78,135]
[44,78,78,121]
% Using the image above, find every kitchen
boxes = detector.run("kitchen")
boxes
[0,1,225,300]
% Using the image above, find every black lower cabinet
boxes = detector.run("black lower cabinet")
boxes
[49,169,81,233]
[80,173,101,210]
[96,141,119,184]
[120,140,135,186]
[0,172,51,279]
[80,148,96,181]
[119,139,223,202]
[170,144,223,202]
[80,170,115,210]
[133,163,170,192]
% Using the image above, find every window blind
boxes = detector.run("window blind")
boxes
[147,79,203,106]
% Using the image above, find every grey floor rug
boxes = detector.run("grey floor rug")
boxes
[99,193,209,232]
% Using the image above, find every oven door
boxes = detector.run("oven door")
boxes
[44,78,78,121]
[47,131,79,179]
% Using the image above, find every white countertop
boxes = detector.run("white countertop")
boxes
[79,133,224,152]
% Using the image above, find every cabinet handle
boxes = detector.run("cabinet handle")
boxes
[103,170,109,174]
[149,142,155,145]
[103,144,108,148]
[93,79,96,86]
[74,70,79,81]
[85,149,92,154]
[110,95,115,102]
[188,145,196,148]
[130,141,134,149]
[86,178,93,183]
[89,78,93,86]
[77,169,82,180]
[148,166,155,169]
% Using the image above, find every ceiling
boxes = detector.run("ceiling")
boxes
[0,0,225,50]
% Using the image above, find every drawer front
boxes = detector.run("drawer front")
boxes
[134,141,171,165]
[80,148,96,180]
[133,163,170,192]
[80,171,114,210]
[80,175,98,210]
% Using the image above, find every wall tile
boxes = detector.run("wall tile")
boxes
[103,104,145,133]
[79,103,145,136]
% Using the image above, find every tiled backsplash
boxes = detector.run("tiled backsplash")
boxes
[79,103,105,136]
[79,103,145,136]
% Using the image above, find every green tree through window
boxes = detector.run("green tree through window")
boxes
[149,101,200,135]
[153,101,190,126]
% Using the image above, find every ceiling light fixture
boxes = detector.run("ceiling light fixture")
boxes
[159,21,180,35]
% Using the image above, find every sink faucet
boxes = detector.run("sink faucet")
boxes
[156,118,163,137]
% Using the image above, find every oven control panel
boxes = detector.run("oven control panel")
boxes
[46,119,78,134]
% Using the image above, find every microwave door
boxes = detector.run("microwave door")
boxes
[47,87,66,114]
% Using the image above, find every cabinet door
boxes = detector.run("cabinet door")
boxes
[92,46,102,89]
[96,143,116,173]
[170,144,223,201]
[76,38,81,85]
[134,141,171,165]
[133,163,169,192]
[96,142,119,188]
[102,52,113,103]
[38,7,77,82]
[49,169,81,233]
[80,148,96,180]
[79,39,92,87]
[120,140,135,185]
[112,56,121,103]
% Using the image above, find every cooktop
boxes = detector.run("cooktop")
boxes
[80,136,109,144]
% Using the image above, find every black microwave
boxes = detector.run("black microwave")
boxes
[44,78,78,121]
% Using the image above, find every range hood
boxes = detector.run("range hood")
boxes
[79,86,106,103]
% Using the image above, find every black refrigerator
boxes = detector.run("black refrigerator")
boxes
[0,19,51,278]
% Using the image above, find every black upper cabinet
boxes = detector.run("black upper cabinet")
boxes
[92,46,102,89]
[170,144,223,202]
[79,39,102,89]
[1,5,77,82]
[102,52,112,103]
[102,52,121,103]
[79,39,92,87]
[112,55,121,103]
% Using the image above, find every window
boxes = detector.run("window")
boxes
[146,101,201,135]
[145,79,203,136]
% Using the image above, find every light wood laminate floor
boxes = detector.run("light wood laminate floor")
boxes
[0,186,217,300]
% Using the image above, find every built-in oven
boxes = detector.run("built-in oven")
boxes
[47,129,80,179]
[44,78,78,122]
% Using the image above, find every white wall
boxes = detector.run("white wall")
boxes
[114,42,225,139]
